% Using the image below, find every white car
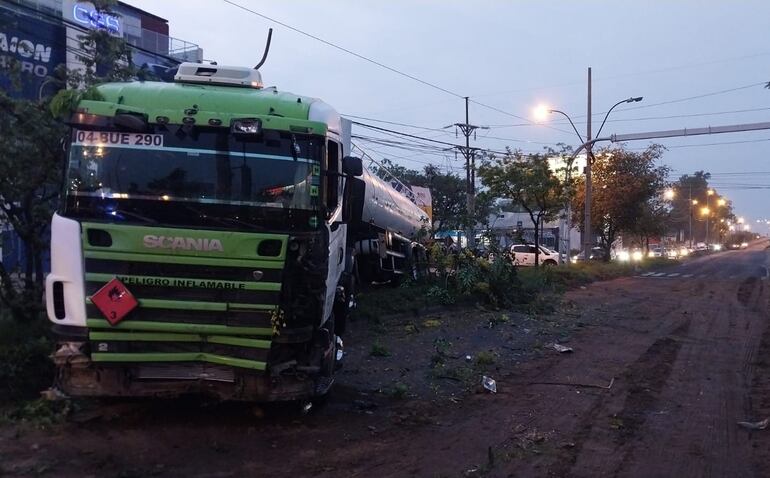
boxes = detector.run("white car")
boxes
[510,244,561,266]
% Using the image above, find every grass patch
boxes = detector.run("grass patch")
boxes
[390,382,409,399]
[475,350,496,366]
[370,341,391,357]
[0,398,70,428]
[353,283,451,322]
[518,259,680,292]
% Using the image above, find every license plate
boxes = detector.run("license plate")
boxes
[74,130,164,148]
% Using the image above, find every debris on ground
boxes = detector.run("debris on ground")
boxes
[737,418,769,430]
[482,376,497,393]
[40,388,68,401]
[551,343,574,353]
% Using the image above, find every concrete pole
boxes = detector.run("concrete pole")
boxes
[705,194,710,246]
[464,96,476,249]
[583,67,592,260]
[689,184,693,249]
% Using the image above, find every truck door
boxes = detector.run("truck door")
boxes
[322,139,345,326]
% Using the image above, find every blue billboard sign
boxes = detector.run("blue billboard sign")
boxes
[0,7,66,100]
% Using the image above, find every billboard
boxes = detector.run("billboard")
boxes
[411,186,433,222]
[0,6,66,100]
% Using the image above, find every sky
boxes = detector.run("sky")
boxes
[126,0,770,229]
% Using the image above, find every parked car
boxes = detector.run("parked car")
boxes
[648,246,664,258]
[510,244,560,266]
[572,246,606,262]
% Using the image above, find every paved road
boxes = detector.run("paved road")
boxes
[638,244,769,281]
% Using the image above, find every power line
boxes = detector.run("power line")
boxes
[469,98,576,136]
[220,0,464,99]
[485,82,770,130]
[584,81,767,118]
[345,113,563,148]
[222,1,573,145]
[489,106,770,129]
[342,114,446,132]
[469,50,770,100]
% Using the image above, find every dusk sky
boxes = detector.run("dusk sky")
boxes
[126,0,770,229]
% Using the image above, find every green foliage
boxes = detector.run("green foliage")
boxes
[668,171,734,245]
[479,150,567,264]
[49,86,104,119]
[475,350,496,366]
[0,399,70,428]
[0,311,53,401]
[0,93,66,319]
[1,5,136,322]
[571,145,670,259]
[390,382,409,399]
[426,285,455,305]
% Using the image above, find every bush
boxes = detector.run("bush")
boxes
[0,310,54,402]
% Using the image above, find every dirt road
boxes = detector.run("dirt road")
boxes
[1,242,768,477]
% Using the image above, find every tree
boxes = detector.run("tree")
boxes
[667,171,733,246]
[633,197,670,251]
[0,0,137,320]
[570,144,669,260]
[478,151,565,265]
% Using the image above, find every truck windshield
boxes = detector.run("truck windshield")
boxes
[63,128,323,231]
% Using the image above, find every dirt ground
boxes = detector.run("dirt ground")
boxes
[0,242,768,478]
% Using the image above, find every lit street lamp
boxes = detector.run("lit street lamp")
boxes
[533,95,643,262]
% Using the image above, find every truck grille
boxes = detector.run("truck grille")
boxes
[81,223,288,372]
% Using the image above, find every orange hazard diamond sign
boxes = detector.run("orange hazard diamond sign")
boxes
[91,278,138,326]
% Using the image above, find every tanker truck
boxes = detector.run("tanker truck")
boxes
[45,61,428,402]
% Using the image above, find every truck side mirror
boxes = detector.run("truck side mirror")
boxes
[342,156,363,177]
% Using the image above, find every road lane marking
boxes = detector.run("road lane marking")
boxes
[641,272,655,277]
[682,274,693,278]
[653,272,667,277]
[667,273,681,277]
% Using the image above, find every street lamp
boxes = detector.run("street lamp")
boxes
[689,199,698,248]
[664,188,675,200]
[535,94,642,262]
[595,97,644,138]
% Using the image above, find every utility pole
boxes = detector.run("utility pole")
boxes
[583,67,592,260]
[455,96,480,249]
[688,183,693,249]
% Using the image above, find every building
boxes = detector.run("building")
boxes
[0,0,202,97]
[0,0,202,270]
[482,207,581,254]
